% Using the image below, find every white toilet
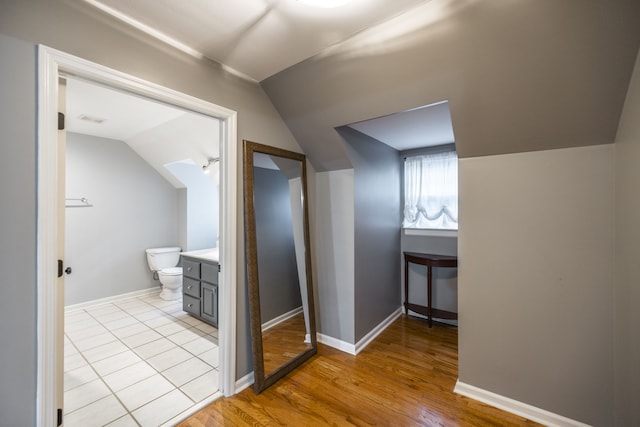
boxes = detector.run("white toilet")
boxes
[145,247,183,300]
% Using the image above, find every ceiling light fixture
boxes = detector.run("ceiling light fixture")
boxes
[298,0,353,9]
[202,158,219,175]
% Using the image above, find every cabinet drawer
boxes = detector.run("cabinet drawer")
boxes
[201,262,218,284]
[183,259,200,279]
[183,295,200,316]
[183,277,200,298]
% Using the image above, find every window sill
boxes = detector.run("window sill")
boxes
[403,228,458,238]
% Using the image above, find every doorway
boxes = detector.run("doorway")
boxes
[36,46,238,427]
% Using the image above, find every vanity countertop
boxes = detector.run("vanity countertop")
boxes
[181,248,219,262]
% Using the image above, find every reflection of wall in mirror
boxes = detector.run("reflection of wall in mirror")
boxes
[254,167,302,324]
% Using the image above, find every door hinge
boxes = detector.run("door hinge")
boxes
[218,264,221,273]
[57,408,62,426]
[57,260,63,278]
[58,112,65,130]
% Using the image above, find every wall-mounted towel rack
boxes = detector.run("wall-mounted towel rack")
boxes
[65,197,93,208]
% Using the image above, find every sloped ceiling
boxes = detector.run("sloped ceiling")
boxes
[261,0,640,171]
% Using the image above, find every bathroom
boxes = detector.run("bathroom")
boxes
[62,78,224,425]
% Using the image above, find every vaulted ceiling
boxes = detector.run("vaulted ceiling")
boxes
[70,0,640,171]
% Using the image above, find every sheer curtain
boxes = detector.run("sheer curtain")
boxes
[403,151,458,229]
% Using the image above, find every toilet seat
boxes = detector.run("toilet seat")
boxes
[159,267,182,276]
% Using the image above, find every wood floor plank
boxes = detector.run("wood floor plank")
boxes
[179,315,543,426]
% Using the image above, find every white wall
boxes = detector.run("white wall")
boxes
[314,170,355,344]
[458,145,615,426]
[164,161,218,251]
[614,48,640,426]
[65,133,179,305]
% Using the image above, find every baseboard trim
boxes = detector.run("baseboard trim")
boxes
[318,307,403,356]
[317,333,356,355]
[235,371,255,394]
[354,307,403,355]
[262,306,303,332]
[64,286,161,312]
[454,381,591,427]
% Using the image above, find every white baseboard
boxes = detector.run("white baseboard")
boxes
[64,286,161,312]
[354,307,403,355]
[318,307,403,356]
[454,381,591,427]
[234,371,255,394]
[317,333,356,355]
[262,306,303,332]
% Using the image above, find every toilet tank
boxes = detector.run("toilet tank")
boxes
[146,247,181,271]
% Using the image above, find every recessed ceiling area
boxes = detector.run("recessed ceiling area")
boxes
[346,101,455,151]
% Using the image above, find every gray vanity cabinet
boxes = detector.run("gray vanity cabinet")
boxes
[182,256,218,327]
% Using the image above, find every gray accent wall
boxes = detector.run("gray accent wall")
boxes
[65,133,179,306]
[458,145,615,426]
[314,170,355,343]
[0,33,37,427]
[253,167,302,323]
[338,128,401,342]
[614,49,640,427]
[0,2,303,423]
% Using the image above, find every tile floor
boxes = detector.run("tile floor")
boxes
[64,292,221,427]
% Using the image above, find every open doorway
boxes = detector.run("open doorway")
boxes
[37,46,238,427]
[62,76,223,425]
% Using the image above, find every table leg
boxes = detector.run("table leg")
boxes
[427,265,433,328]
[404,258,409,315]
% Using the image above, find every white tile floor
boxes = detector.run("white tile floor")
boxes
[64,292,220,427]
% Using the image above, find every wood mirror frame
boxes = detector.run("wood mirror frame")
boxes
[243,140,317,393]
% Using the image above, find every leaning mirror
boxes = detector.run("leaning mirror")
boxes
[243,140,317,393]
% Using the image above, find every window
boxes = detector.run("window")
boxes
[403,150,458,230]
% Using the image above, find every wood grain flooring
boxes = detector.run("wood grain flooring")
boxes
[179,315,542,426]
[263,311,311,375]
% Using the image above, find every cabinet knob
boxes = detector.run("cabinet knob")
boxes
[187,304,193,308]
[187,285,192,289]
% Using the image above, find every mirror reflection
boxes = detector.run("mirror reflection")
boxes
[244,140,316,393]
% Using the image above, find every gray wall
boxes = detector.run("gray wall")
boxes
[614,49,640,427]
[65,133,179,306]
[339,128,401,342]
[0,33,37,427]
[458,145,615,426]
[0,1,302,424]
[254,167,302,323]
[261,0,640,171]
[313,169,355,343]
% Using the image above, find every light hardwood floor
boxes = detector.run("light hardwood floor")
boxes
[179,315,542,426]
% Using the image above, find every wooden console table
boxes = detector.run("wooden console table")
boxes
[403,251,458,328]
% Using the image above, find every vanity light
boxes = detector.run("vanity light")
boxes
[202,158,219,175]
[298,0,353,8]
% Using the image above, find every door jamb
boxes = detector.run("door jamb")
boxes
[36,45,238,427]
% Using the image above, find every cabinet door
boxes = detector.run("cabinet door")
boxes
[201,282,218,327]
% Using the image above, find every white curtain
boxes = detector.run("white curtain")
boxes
[403,151,458,229]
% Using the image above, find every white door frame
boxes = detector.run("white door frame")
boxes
[36,45,238,427]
